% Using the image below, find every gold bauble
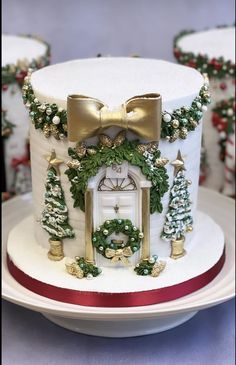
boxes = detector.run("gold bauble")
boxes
[186,226,193,232]
[172,119,179,128]
[187,179,192,185]
[180,127,188,139]
[50,124,60,140]
[190,119,198,128]
[137,144,147,154]
[66,160,81,169]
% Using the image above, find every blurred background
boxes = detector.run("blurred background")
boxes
[2,0,235,63]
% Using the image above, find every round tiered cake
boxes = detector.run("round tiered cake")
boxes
[7,58,225,307]
[174,26,235,195]
[2,34,50,195]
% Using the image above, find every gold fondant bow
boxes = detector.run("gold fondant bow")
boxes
[105,246,133,265]
[67,93,162,142]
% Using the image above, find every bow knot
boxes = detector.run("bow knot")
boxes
[105,246,133,265]
[67,93,162,142]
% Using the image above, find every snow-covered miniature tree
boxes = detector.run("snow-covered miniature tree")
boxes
[41,150,74,260]
[161,150,193,259]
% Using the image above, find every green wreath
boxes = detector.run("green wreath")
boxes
[92,219,143,263]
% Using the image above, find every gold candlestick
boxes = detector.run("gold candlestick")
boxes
[85,189,94,263]
[141,187,150,260]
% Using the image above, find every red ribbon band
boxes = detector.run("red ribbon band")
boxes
[7,249,225,307]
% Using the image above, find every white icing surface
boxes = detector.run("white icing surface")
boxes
[2,35,47,66]
[7,211,225,293]
[178,27,235,63]
[31,58,204,110]
[29,57,205,258]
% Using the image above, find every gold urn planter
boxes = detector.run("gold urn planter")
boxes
[48,238,64,261]
[170,236,186,259]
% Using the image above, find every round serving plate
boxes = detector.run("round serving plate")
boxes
[2,188,235,337]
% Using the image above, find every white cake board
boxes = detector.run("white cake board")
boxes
[2,188,235,337]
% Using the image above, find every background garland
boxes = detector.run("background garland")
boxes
[173,26,235,79]
[212,97,236,161]
[2,34,50,88]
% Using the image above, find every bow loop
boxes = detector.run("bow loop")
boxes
[67,93,162,142]
[105,246,133,265]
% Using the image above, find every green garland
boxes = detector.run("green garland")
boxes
[2,34,50,87]
[92,219,143,260]
[174,27,235,79]
[2,110,15,138]
[212,97,235,161]
[66,257,102,279]
[134,255,166,277]
[65,138,169,214]
[22,76,210,142]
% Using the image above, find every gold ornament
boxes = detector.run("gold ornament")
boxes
[43,124,51,138]
[151,260,166,277]
[190,119,198,128]
[44,149,64,174]
[180,127,188,139]
[87,148,97,156]
[67,93,162,143]
[63,123,68,131]
[137,142,158,154]
[171,150,185,175]
[186,226,193,232]
[2,128,12,137]
[154,157,169,167]
[172,119,179,128]
[105,246,133,265]
[66,261,84,279]
[112,130,126,147]
[66,160,81,169]
[170,130,180,143]
[99,134,113,148]
[75,142,87,158]
[187,179,192,185]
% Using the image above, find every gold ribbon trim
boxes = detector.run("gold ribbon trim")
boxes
[67,93,162,142]
[105,246,133,265]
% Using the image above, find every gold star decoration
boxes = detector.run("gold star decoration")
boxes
[44,149,64,175]
[171,150,186,175]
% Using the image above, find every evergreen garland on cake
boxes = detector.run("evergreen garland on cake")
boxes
[65,133,169,214]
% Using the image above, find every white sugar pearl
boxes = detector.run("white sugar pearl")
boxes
[86,273,93,280]
[163,113,172,123]
[52,116,61,125]
[201,105,208,112]
[227,108,234,116]
[196,102,202,109]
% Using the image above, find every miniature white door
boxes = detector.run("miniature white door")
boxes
[94,174,141,267]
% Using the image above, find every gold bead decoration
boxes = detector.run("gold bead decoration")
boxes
[187,179,192,185]
[172,119,179,128]
[190,119,198,128]
[63,123,68,131]
[50,124,60,140]
[170,130,180,142]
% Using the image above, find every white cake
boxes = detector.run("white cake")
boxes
[174,26,235,194]
[2,34,50,193]
[7,57,225,307]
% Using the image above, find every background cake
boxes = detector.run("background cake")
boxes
[173,26,235,195]
[2,34,50,196]
[6,57,225,306]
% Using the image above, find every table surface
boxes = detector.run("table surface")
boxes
[2,298,235,365]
